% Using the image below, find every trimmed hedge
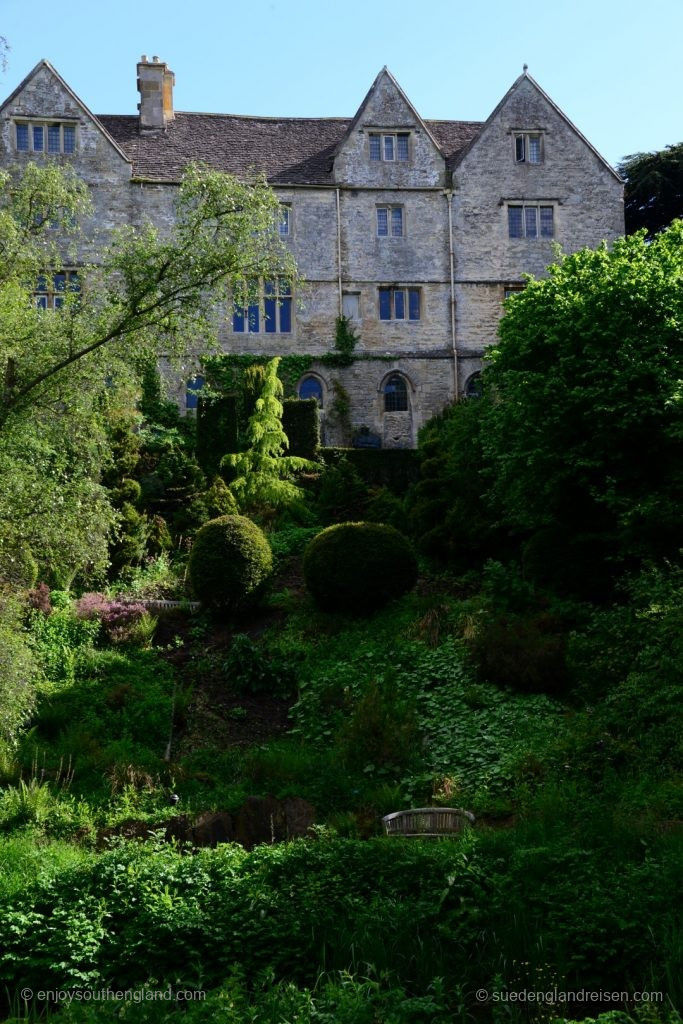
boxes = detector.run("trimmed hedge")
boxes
[196,396,239,476]
[282,398,320,459]
[320,448,419,494]
[188,515,272,611]
[303,521,417,614]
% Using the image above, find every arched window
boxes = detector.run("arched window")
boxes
[384,374,408,412]
[465,372,482,399]
[185,374,204,411]
[298,375,323,407]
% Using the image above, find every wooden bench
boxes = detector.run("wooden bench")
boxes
[382,807,475,838]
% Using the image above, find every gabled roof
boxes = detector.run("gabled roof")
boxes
[451,68,622,182]
[0,59,131,165]
[332,66,445,161]
[98,111,483,184]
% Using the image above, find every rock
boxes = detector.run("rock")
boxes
[191,811,234,847]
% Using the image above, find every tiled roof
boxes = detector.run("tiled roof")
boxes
[97,112,484,183]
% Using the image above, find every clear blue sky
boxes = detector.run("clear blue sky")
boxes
[2,0,681,168]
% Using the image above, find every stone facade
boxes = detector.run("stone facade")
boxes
[0,59,624,447]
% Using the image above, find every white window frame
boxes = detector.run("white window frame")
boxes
[231,277,293,335]
[369,132,410,162]
[507,204,554,239]
[376,205,404,237]
[514,132,543,164]
[15,120,77,154]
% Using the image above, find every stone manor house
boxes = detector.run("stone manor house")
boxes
[0,57,624,447]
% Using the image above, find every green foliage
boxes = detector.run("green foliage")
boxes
[619,144,683,237]
[365,486,409,533]
[322,447,421,493]
[0,592,40,744]
[281,398,320,458]
[196,394,238,475]
[316,456,369,524]
[408,399,500,566]
[0,161,293,584]
[221,633,298,698]
[321,314,359,367]
[482,225,683,581]
[188,514,273,611]
[222,358,316,513]
[303,522,417,614]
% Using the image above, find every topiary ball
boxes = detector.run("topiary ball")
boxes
[188,515,273,611]
[303,522,417,615]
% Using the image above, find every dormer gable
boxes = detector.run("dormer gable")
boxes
[452,67,621,184]
[0,59,131,168]
[333,67,446,187]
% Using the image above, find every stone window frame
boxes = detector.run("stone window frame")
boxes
[379,370,412,413]
[507,203,554,239]
[513,132,543,164]
[369,131,410,162]
[231,277,293,335]
[378,286,421,322]
[14,119,78,154]
[376,204,404,238]
[464,372,483,399]
[297,373,325,408]
[34,269,81,310]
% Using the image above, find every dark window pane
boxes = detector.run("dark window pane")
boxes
[379,288,391,320]
[48,124,61,153]
[68,272,81,292]
[384,374,408,412]
[528,136,541,163]
[394,289,405,319]
[377,208,388,236]
[540,206,554,237]
[32,125,44,151]
[16,123,29,150]
[391,207,403,236]
[247,303,260,333]
[279,297,292,333]
[264,296,276,333]
[36,294,48,309]
[63,125,75,153]
[53,273,66,292]
[279,277,291,296]
[408,289,420,320]
[233,305,245,332]
[186,374,204,411]
[383,135,394,161]
[397,134,409,160]
[525,207,538,238]
[515,135,525,162]
[508,206,523,238]
[299,376,323,405]
[369,134,381,160]
[264,279,275,296]
[279,206,289,236]
[36,275,48,292]
[465,372,482,398]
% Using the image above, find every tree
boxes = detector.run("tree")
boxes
[222,357,315,514]
[481,224,683,579]
[619,143,683,237]
[0,161,293,582]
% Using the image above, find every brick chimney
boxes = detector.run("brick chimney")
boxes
[137,55,175,129]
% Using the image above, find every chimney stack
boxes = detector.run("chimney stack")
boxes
[137,55,175,129]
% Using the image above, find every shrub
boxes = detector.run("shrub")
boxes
[282,398,320,459]
[303,522,417,614]
[468,609,569,695]
[188,515,273,611]
[75,593,147,645]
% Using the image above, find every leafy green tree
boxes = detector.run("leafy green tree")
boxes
[482,224,683,578]
[619,143,683,237]
[0,161,293,581]
[223,357,315,513]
